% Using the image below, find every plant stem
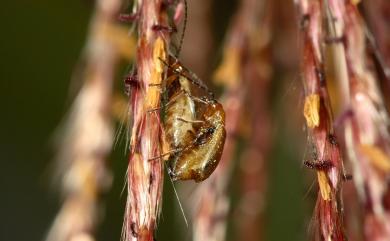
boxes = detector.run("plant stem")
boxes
[123,1,170,240]
[296,1,347,240]
[327,1,390,240]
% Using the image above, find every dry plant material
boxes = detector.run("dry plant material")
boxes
[324,1,390,240]
[45,0,133,241]
[304,94,321,128]
[122,1,171,241]
[193,0,271,240]
[296,0,347,240]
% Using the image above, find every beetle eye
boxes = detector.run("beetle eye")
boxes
[175,66,182,72]
[207,127,215,134]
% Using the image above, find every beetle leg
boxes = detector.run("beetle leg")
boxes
[176,117,204,124]
[148,148,182,161]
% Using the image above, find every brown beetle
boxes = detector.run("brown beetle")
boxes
[157,56,226,182]
[170,100,226,182]
[164,74,197,151]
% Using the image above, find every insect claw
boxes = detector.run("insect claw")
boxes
[167,167,177,180]
[166,165,180,181]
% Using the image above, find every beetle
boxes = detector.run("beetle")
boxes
[169,99,226,182]
[152,56,226,182]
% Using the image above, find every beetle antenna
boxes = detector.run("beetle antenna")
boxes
[176,0,187,57]
[165,162,189,227]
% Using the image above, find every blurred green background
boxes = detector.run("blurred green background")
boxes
[0,1,312,241]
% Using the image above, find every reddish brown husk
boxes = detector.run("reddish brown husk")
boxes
[327,1,390,240]
[296,0,347,240]
[123,1,170,241]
